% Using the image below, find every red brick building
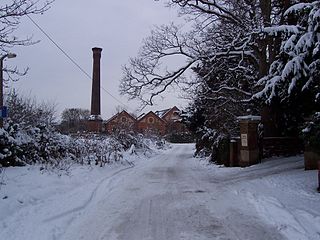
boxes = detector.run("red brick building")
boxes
[103,106,187,136]
[155,106,188,134]
[155,107,180,122]
[104,110,136,134]
[136,111,167,135]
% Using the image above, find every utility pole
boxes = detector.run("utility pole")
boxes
[0,53,16,128]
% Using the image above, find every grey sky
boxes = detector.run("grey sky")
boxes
[7,0,188,120]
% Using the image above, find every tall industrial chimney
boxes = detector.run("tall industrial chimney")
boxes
[91,47,102,116]
[87,47,103,133]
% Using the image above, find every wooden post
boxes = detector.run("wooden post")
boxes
[229,139,239,167]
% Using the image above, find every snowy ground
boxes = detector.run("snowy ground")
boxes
[0,143,319,240]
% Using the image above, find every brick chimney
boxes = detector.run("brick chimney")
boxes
[91,47,102,116]
[87,47,103,133]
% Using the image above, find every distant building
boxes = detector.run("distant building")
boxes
[137,111,167,135]
[155,106,180,122]
[156,106,188,135]
[104,110,136,134]
[103,106,188,136]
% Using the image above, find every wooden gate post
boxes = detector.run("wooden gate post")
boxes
[229,139,240,167]
[238,115,261,167]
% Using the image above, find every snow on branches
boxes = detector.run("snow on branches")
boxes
[254,1,320,105]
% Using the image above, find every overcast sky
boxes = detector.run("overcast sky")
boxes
[7,0,188,120]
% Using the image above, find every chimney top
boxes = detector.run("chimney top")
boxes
[92,47,103,52]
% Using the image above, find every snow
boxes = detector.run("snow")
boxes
[88,115,102,121]
[0,144,319,240]
[296,32,313,53]
[284,2,316,16]
[237,115,261,121]
[261,25,301,35]
[302,126,311,133]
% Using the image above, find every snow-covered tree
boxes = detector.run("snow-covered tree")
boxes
[254,1,320,111]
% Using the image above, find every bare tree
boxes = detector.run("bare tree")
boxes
[1,0,53,51]
[113,105,128,115]
[61,108,90,122]
[120,0,287,106]
[5,89,57,126]
[121,0,311,101]
[1,0,54,80]
[60,108,90,133]
[120,0,315,138]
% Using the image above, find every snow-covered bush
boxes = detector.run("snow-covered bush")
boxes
[110,129,143,150]
[1,91,167,169]
[194,127,216,157]
[192,125,228,161]
[109,129,167,154]
[1,95,167,169]
[1,122,167,169]
[72,135,124,166]
[66,133,166,167]
[211,135,230,165]
[0,125,24,167]
[0,121,75,168]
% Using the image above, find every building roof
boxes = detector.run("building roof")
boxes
[104,110,136,124]
[154,106,181,122]
[105,106,180,124]
[155,108,171,118]
[137,111,167,123]
[162,106,180,119]
[137,112,146,121]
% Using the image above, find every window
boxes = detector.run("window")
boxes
[121,117,126,123]
[148,117,154,123]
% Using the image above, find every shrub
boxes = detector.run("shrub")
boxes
[1,120,167,169]
[165,132,194,143]
[0,126,24,167]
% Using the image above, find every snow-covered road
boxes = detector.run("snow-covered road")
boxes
[1,144,319,240]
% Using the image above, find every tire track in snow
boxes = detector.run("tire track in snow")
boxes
[49,148,175,240]
[62,146,181,240]
[43,164,135,223]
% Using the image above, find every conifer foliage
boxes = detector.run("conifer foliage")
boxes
[255,1,320,111]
